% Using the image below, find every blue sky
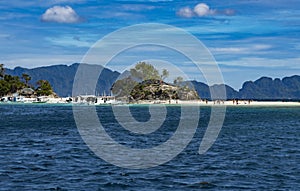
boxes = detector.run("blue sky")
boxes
[0,0,300,89]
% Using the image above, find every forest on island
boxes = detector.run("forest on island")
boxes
[0,64,54,97]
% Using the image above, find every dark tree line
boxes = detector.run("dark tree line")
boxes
[0,64,53,97]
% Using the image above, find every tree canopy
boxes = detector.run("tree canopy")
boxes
[161,69,169,81]
[0,64,54,97]
[111,62,187,99]
[129,61,161,81]
[0,64,4,79]
[173,76,183,85]
[36,80,53,96]
[0,73,26,96]
[22,73,31,86]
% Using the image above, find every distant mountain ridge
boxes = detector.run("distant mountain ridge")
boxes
[190,75,300,100]
[238,76,300,100]
[5,64,300,100]
[6,63,120,97]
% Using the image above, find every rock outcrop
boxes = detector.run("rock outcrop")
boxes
[130,79,199,101]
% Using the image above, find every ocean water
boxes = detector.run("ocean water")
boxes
[0,104,299,190]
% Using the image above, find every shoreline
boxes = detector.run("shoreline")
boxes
[0,99,299,107]
[132,100,300,107]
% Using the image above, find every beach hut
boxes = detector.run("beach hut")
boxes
[20,88,35,97]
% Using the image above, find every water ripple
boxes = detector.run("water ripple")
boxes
[0,105,299,190]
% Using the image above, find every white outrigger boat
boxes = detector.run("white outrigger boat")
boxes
[32,96,49,103]
[72,95,123,105]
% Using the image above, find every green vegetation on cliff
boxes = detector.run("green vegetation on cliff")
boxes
[111,62,199,101]
[36,80,54,96]
[130,79,199,101]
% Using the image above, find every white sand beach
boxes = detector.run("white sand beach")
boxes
[1,96,299,106]
[135,99,300,106]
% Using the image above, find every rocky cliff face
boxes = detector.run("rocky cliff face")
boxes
[190,75,300,100]
[239,75,300,100]
[130,79,199,101]
[190,80,239,100]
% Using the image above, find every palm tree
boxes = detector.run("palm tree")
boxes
[0,64,5,79]
[173,76,183,86]
[22,73,31,86]
[160,69,169,81]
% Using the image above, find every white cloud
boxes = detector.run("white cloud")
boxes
[120,4,156,11]
[0,34,11,39]
[219,57,300,69]
[177,7,194,18]
[46,36,93,48]
[41,6,82,23]
[1,54,83,69]
[194,3,214,16]
[210,44,272,54]
[51,0,86,3]
[223,9,235,16]
[178,3,235,18]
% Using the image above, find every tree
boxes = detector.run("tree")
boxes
[130,62,160,81]
[160,69,169,81]
[4,75,25,94]
[36,80,53,96]
[0,80,9,96]
[0,66,26,96]
[111,63,171,99]
[111,77,138,98]
[0,64,5,79]
[22,73,31,86]
[173,76,183,85]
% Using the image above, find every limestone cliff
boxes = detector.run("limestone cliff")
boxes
[130,79,199,101]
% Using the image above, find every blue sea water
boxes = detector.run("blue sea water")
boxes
[0,104,299,190]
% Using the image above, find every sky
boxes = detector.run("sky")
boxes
[0,0,300,89]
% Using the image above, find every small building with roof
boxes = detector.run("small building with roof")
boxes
[20,88,35,97]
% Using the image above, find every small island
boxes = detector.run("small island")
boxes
[111,62,199,104]
[0,63,58,103]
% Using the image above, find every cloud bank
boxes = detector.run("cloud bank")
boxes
[41,6,82,23]
[177,3,235,18]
